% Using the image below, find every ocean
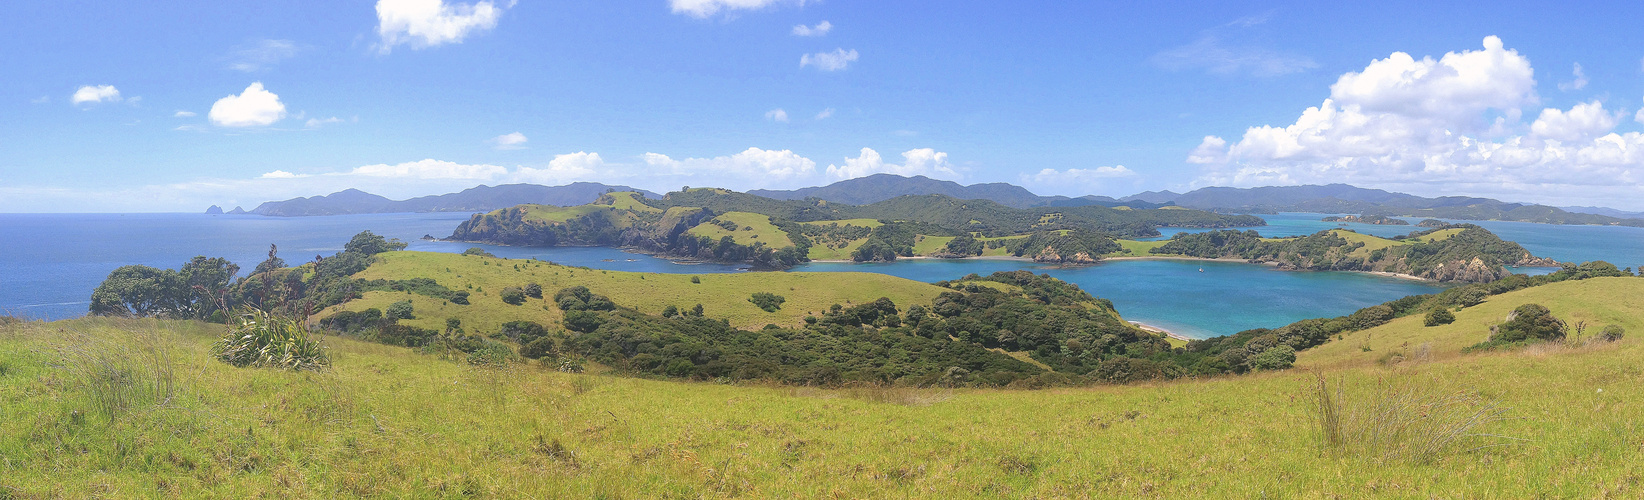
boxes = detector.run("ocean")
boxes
[4,211,1640,338]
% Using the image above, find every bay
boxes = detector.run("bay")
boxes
[5,211,1640,339]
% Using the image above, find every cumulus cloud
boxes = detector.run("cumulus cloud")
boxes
[792,20,831,36]
[644,148,817,186]
[515,152,605,183]
[670,0,796,18]
[71,85,121,105]
[489,131,529,149]
[173,110,196,118]
[259,170,303,179]
[800,48,859,71]
[1189,36,1644,208]
[764,109,789,123]
[229,39,299,72]
[813,108,834,120]
[376,0,506,53]
[209,82,287,127]
[1557,63,1588,91]
[824,148,957,180]
[348,158,507,179]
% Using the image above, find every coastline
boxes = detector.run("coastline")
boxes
[1130,321,1195,343]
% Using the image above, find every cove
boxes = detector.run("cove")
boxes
[790,258,1443,339]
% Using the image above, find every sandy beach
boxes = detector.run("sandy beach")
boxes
[1130,321,1195,343]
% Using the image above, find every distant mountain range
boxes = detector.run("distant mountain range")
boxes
[747,174,1167,209]
[216,176,1644,227]
[230,183,659,216]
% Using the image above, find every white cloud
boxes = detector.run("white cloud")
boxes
[792,20,831,36]
[813,108,834,120]
[259,170,304,179]
[670,0,795,18]
[1558,62,1589,91]
[514,152,605,183]
[800,48,859,71]
[305,117,347,128]
[229,39,299,72]
[174,110,196,118]
[209,82,287,127]
[375,0,506,53]
[31,96,50,104]
[825,148,957,180]
[71,85,121,105]
[349,158,507,179]
[1530,101,1618,143]
[1189,36,1644,208]
[1022,166,1138,191]
[1153,35,1316,77]
[764,108,789,123]
[644,147,817,187]
[489,131,529,149]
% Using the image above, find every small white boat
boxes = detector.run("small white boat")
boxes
[1198,267,1204,273]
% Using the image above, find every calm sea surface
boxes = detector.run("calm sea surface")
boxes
[4,212,1640,338]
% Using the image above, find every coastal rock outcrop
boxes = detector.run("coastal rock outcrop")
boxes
[1421,257,1509,283]
[1033,245,1100,264]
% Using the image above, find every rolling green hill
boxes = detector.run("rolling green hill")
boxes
[6,276,1640,497]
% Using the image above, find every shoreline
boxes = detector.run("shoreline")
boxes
[1130,321,1195,343]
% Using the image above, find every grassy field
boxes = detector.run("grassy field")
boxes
[333,251,948,332]
[1111,239,1169,256]
[599,191,659,212]
[3,276,1639,497]
[686,211,794,248]
[515,204,629,224]
[800,219,880,260]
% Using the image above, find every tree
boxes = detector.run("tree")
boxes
[345,231,408,256]
[89,265,181,317]
[254,244,286,275]
[501,287,527,305]
[524,283,543,299]
[1247,345,1297,371]
[386,300,415,320]
[1490,304,1565,343]
[1424,307,1455,327]
[179,256,239,319]
[749,292,785,312]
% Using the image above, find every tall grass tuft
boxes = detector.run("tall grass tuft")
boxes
[212,309,330,371]
[52,322,176,422]
[1309,373,1518,463]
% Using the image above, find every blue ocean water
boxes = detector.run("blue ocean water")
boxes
[4,212,1640,338]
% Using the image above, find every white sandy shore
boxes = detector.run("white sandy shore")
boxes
[1130,321,1195,343]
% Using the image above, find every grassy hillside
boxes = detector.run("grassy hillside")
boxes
[687,211,793,248]
[3,276,1639,497]
[332,251,948,332]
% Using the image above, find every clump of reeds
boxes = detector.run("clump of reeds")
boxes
[212,308,329,371]
[1310,373,1518,463]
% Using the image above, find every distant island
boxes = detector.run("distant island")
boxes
[217,177,1644,229]
[1321,214,1409,225]
[445,189,1264,269]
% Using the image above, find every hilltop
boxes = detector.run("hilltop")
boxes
[747,173,1166,209]
[1140,184,1644,227]
[9,273,1641,497]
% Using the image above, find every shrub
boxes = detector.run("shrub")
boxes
[1247,345,1297,371]
[500,320,549,343]
[501,287,527,305]
[1597,325,1625,342]
[750,292,786,312]
[524,283,543,298]
[211,309,329,371]
[690,276,701,284]
[462,247,495,257]
[450,291,471,305]
[1424,308,1455,327]
[521,337,558,359]
[564,310,605,333]
[386,300,415,320]
[1490,304,1565,343]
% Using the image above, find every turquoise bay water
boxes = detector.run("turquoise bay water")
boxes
[5,211,1641,338]
[790,258,1442,339]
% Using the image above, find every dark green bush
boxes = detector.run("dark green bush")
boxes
[749,292,786,312]
[386,300,415,320]
[1490,304,1565,343]
[521,337,558,359]
[1247,345,1297,371]
[524,283,543,298]
[501,287,527,306]
[1598,325,1625,342]
[1424,308,1455,327]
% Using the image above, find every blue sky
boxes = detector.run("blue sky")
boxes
[5,0,1644,212]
